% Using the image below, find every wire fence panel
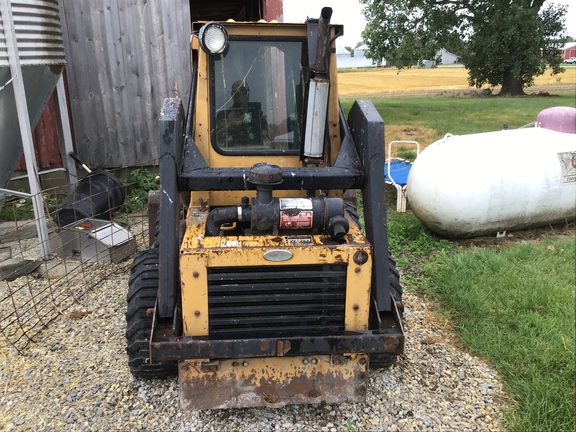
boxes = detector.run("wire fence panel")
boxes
[0,165,156,352]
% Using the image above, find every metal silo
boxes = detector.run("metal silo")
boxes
[0,0,66,190]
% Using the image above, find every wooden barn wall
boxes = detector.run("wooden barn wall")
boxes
[59,0,192,168]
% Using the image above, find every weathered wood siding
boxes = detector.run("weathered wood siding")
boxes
[60,0,191,167]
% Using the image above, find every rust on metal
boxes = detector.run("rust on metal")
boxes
[353,250,368,265]
[179,354,368,410]
[331,354,349,365]
[276,339,291,356]
[200,360,219,372]
[150,329,404,362]
[147,190,160,247]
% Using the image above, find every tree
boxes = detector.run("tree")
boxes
[344,42,364,57]
[359,0,568,95]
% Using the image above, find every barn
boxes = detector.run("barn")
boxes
[5,0,284,180]
[562,42,576,60]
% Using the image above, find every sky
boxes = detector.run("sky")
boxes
[283,1,366,52]
[283,0,576,53]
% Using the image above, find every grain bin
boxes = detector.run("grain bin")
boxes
[0,0,66,190]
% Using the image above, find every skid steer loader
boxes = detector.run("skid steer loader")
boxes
[125,7,404,410]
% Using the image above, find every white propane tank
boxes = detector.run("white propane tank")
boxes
[406,128,576,238]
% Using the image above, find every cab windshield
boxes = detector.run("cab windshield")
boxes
[212,38,308,154]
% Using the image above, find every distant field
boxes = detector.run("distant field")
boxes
[338,66,576,151]
[338,65,576,97]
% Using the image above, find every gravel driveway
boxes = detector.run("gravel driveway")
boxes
[0,268,505,431]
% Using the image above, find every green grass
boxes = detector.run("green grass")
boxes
[386,208,453,262]
[0,194,65,222]
[0,167,157,223]
[341,93,576,142]
[0,198,35,221]
[124,167,158,212]
[386,209,575,430]
[424,239,575,431]
[366,90,576,430]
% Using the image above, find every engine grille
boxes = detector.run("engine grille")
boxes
[207,264,347,338]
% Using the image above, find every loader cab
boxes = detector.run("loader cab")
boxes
[190,20,343,171]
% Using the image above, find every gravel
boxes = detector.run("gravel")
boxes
[0,269,506,431]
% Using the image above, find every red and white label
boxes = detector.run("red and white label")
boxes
[280,210,313,229]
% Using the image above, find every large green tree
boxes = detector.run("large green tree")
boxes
[359,0,568,95]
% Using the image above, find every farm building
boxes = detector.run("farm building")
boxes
[61,0,283,168]
[562,42,576,60]
[336,47,458,69]
[423,49,460,67]
[336,45,384,68]
[437,49,459,65]
[3,0,284,182]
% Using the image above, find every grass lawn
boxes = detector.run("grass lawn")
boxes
[339,65,576,149]
[386,208,575,432]
[355,89,576,431]
[425,239,575,431]
[341,93,576,152]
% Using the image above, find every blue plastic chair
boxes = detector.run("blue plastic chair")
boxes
[384,141,420,212]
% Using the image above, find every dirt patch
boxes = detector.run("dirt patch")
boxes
[384,125,437,153]
[342,83,576,99]
[454,222,576,250]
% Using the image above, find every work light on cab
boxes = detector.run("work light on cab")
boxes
[198,22,229,55]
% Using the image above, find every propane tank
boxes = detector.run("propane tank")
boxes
[536,106,576,134]
[406,128,576,238]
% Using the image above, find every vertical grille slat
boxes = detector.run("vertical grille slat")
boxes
[207,264,347,338]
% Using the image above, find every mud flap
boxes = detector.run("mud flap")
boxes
[179,354,368,410]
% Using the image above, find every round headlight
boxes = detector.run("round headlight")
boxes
[199,22,229,55]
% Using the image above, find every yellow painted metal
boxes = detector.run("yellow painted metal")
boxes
[327,44,341,163]
[180,256,209,336]
[179,353,368,409]
[179,210,209,336]
[192,36,211,165]
[344,253,372,331]
[181,240,369,267]
[180,208,372,336]
[178,22,374,410]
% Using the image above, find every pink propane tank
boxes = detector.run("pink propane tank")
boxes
[536,106,576,133]
[406,127,576,238]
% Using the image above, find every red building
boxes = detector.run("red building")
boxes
[562,42,576,60]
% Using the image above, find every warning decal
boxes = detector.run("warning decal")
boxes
[280,211,313,229]
[558,151,576,183]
